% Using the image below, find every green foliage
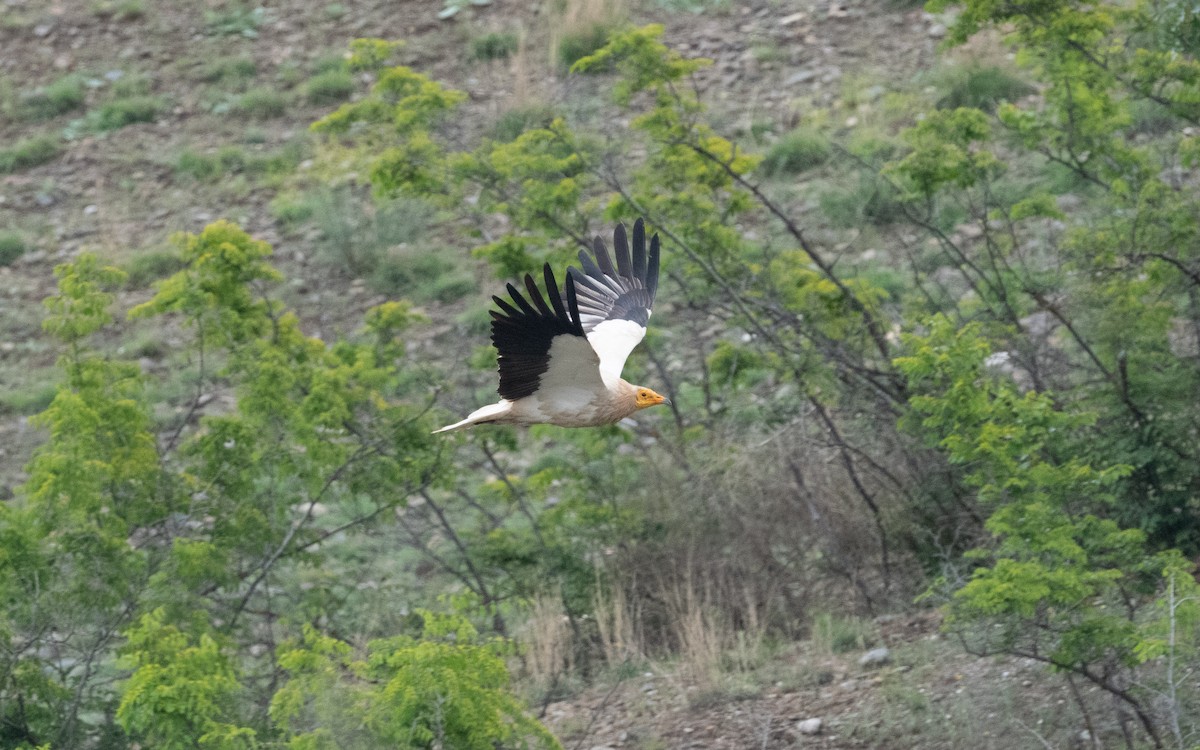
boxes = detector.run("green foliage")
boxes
[90,0,147,20]
[117,609,257,749]
[0,133,62,173]
[471,31,520,61]
[557,24,614,70]
[123,249,188,289]
[0,219,459,745]
[0,230,28,266]
[811,612,876,654]
[0,380,57,416]
[205,4,265,38]
[305,69,355,105]
[307,188,431,273]
[935,64,1036,112]
[760,127,830,175]
[272,613,561,749]
[346,38,404,72]
[887,107,1001,198]
[18,74,85,120]
[818,173,907,227]
[490,104,556,142]
[201,56,258,84]
[89,94,164,131]
[233,87,288,119]
[175,143,304,182]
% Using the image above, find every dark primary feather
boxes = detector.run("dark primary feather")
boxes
[489,266,584,400]
[568,218,660,332]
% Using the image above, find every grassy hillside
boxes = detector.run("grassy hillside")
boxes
[3,0,1200,748]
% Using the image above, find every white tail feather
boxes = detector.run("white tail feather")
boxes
[432,401,513,434]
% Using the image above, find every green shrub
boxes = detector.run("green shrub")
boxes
[123,250,187,288]
[811,612,875,654]
[176,144,303,182]
[0,231,28,266]
[760,127,831,175]
[1129,97,1180,135]
[490,104,555,141]
[200,56,257,83]
[20,74,85,120]
[233,87,287,119]
[91,95,163,130]
[471,32,519,61]
[369,251,470,302]
[110,73,153,98]
[935,64,1035,112]
[304,69,355,104]
[90,0,146,19]
[312,53,349,75]
[205,4,264,37]
[0,134,62,173]
[175,149,222,180]
[819,174,907,227]
[0,381,58,416]
[270,192,316,226]
[312,189,431,275]
[557,24,613,69]
[271,613,561,750]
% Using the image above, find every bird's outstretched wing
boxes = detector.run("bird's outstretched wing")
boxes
[568,219,661,387]
[490,265,596,401]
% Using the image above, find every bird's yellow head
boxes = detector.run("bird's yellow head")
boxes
[634,387,670,410]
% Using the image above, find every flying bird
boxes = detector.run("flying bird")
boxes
[435,219,669,433]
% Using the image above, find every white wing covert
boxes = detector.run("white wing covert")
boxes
[567,219,661,388]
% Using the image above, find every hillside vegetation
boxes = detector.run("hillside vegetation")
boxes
[2,0,1200,747]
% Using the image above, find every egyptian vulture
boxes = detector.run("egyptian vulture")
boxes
[435,219,669,432]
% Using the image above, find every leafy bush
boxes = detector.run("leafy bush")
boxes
[123,249,187,288]
[0,134,61,173]
[0,231,28,266]
[0,381,57,416]
[271,613,561,750]
[117,609,256,748]
[19,74,85,120]
[200,56,258,84]
[304,69,355,104]
[270,191,317,226]
[370,250,473,302]
[205,4,264,37]
[935,64,1035,112]
[90,94,163,130]
[760,127,831,175]
[557,23,613,69]
[310,188,431,276]
[819,173,907,227]
[471,32,520,61]
[491,104,556,141]
[233,87,288,119]
[90,0,147,20]
[176,143,304,183]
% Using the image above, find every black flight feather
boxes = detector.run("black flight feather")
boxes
[567,219,661,334]
[489,263,584,401]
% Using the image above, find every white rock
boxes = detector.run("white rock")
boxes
[859,646,891,667]
[796,718,823,735]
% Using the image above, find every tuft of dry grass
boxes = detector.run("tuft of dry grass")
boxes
[549,0,626,70]
[594,580,644,668]
[520,591,575,695]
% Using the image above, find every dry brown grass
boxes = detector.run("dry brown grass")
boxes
[594,579,644,668]
[519,591,575,692]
